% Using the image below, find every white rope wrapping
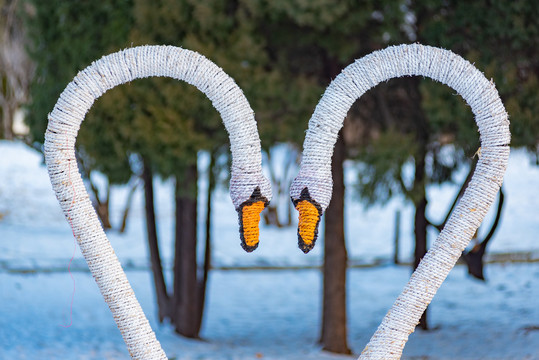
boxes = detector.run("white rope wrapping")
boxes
[44,45,270,359]
[291,44,509,359]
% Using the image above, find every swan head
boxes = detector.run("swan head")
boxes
[290,171,332,253]
[230,172,272,252]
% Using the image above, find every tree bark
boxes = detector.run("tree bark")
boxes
[173,163,200,338]
[432,160,477,232]
[462,187,505,280]
[1,103,14,140]
[119,177,139,233]
[88,176,112,229]
[413,196,428,270]
[413,146,428,273]
[393,210,401,264]
[408,77,430,330]
[195,151,216,335]
[425,158,505,281]
[142,161,170,322]
[321,132,351,354]
[414,192,429,330]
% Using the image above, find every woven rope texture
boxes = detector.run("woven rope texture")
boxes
[291,44,509,359]
[44,45,270,359]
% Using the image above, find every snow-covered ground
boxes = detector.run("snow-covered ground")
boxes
[2,264,539,359]
[1,141,538,271]
[1,140,538,359]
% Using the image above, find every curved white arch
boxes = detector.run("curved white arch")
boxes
[44,45,271,359]
[291,44,509,358]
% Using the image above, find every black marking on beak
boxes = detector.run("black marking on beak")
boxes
[292,187,323,254]
[237,186,269,252]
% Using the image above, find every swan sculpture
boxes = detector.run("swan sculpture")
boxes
[46,43,509,360]
[44,45,272,359]
[291,44,509,358]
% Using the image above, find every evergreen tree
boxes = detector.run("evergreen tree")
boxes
[419,0,539,283]
[418,0,539,154]
[249,0,406,353]
[117,0,288,337]
[23,0,295,339]
[24,0,133,142]
[23,0,134,227]
[352,0,539,329]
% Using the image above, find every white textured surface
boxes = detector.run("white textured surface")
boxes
[291,44,510,359]
[44,45,270,359]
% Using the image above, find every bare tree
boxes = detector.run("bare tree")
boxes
[0,0,34,139]
[262,145,298,228]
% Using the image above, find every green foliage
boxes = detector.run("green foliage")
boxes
[115,0,301,175]
[25,0,536,205]
[353,0,538,207]
[418,0,539,154]
[356,128,416,206]
[420,80,478,154]
[25,0,279,181]
[24,0,133,145]
[251,0,405,146]
[256,0,403,64]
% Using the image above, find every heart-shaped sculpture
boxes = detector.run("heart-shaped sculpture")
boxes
[45,44,509,360]
[44,45,272,359]
[290,44,509,359]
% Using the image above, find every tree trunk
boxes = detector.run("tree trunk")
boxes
[173,163,200,338]
[100,185,112,229]
[413,196,428,270]
[1,103,14,140]
[321,132,351,354]
[195,151,216,335]
[119,177,139,233]
[412,124,429,331]
[414,193,429,330]
[462,187,505,280]
[413,147,428,273]
[408,77,430,330]
[433,160,477,232]
[393,210,401,264]
[88,176,112,229]
[142,161,170,322]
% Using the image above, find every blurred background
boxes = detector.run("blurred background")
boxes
[0,0,538,359]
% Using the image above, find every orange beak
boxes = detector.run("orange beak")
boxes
[293,188,322,253]
[238,187,268,252]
